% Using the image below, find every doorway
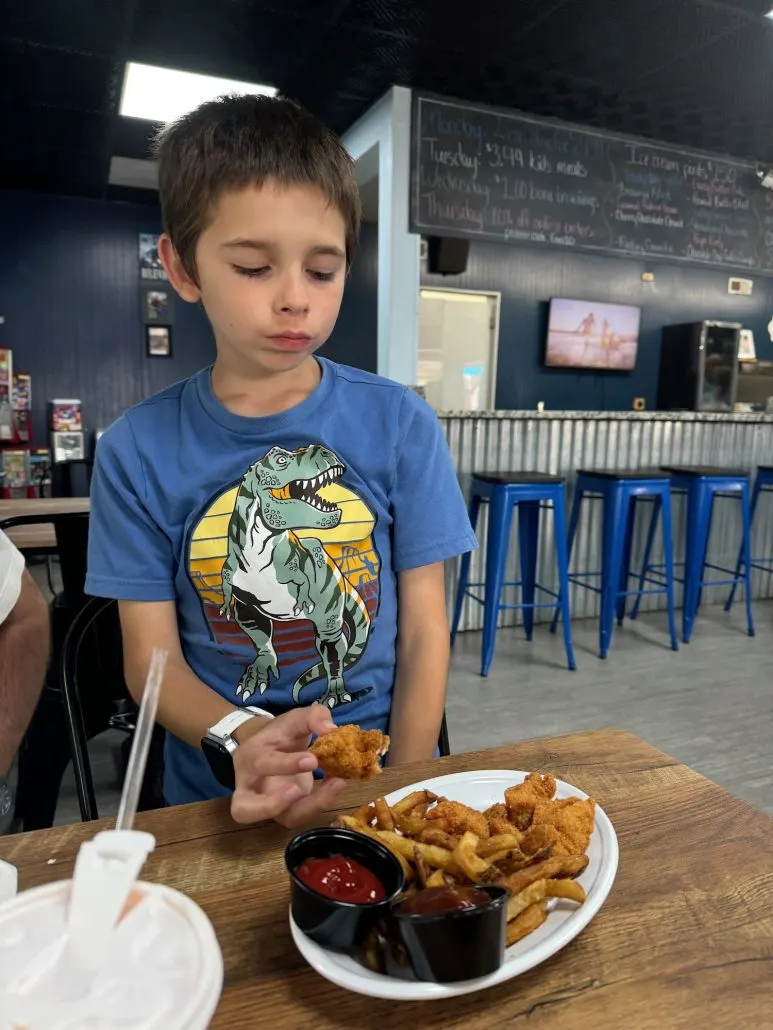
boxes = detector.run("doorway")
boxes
[418,288,500,411]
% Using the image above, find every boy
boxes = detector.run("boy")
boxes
[86,94,476,826]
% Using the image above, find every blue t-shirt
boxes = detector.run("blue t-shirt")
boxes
[86,358,476,805]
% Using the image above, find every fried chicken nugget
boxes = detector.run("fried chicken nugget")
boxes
[310,724,390,780]
[484,802,521,838]
[529,797,596,856]
[426,799,490,839]
[504,773,557,821]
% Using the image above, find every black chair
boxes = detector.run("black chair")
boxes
[61,596,165,821]
[438,713,451,757]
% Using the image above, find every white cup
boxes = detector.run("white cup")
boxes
[0,879,223,1030]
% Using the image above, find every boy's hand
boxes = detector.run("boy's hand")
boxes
[230,706,345,827]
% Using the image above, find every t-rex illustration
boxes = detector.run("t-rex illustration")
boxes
[219,444,372,708]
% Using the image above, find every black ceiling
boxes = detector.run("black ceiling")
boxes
[3,0,773,203]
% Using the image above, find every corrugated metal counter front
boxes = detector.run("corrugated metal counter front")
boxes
[440,410,773,631]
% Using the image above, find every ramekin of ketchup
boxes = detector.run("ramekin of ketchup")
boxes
[393,883,509,983]
[285,826,405,953]
[295,855,386,905]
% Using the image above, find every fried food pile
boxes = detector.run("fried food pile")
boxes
[310,724,390,780]
[334,771,595,947]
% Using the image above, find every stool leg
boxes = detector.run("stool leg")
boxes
[599,489,627,659]
[451,495,480,647]
[725,475,761,612]
[552,489,577,671]
[630,496,660,621]
[517,500,539,641]
[481,489,514,677]
[616,498,637,626]
[695,505,713,615]
[739,483,756,638]
[683,482,711,644]
[551,485,581,634]
[660,488,679,651]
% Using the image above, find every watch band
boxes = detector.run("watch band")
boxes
[208,705,274,745]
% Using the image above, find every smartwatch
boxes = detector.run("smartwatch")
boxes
[201,707,274,791]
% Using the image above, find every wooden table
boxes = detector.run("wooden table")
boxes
[2,727,772,1028]
[0,497,89,550]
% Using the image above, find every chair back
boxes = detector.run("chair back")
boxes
[438,713,451,757]
[0,511,89,606]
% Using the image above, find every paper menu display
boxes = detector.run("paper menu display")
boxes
[2,450,30,488]
[30,449,52,489]
[51,432,84,463]
[12,373,31,410]
[50,399,82,432]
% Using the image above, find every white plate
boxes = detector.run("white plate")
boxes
[290,769,619,1001]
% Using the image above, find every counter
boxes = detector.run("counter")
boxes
[441,410,773,631]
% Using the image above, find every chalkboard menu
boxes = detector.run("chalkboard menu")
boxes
[411,94,773,274]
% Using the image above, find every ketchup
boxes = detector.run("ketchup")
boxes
[295,855,385,904]
[398,885,491,915]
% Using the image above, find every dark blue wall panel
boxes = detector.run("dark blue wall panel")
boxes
[422,242,773,411]
[0,192,378,444]
[0,191,213,444]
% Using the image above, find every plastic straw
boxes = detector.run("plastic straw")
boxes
[116,648,167,832]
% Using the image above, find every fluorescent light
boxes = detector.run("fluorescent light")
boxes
[766,6,773,17]
[108,156,159,190]
[119,62,276,122]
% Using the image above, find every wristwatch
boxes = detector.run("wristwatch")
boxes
[201,707,274,791]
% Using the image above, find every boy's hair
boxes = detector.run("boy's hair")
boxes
[154,94,361,282]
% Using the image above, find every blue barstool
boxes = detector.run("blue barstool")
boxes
[451,472,576,677]
[654,466,755,642]
[726,465,773,612]
[551,469,679,659]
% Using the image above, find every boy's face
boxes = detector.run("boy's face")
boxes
[162,180,348,373]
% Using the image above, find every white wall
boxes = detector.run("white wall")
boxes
[342,86,420,385]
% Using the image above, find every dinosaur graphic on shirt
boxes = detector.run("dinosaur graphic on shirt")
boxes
[219,445,372,708]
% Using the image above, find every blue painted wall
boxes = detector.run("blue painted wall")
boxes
[422,241,773,411]
[0,191,377,444]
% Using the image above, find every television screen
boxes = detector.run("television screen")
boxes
[545,298,641,371]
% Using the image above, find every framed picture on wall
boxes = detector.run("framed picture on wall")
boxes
[146,325,172,358]
[143,287,172,324]
[138,233,168,281]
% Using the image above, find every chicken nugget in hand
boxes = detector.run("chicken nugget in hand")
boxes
[310,723,390,780]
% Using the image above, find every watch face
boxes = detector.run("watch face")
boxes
[201,738,236,791]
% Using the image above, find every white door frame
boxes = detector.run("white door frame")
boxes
[418,286,502,410]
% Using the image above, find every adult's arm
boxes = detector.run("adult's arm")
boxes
[0,569,50,776]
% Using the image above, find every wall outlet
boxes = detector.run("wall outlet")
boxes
[728,277,753,296]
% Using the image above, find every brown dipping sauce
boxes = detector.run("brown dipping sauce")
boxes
[399,885,491,915]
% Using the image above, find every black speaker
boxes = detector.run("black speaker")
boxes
[427,236,469,275]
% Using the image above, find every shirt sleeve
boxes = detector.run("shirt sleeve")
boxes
[390,390,477,573]
[0,529,24,625]
[85,416,177,601]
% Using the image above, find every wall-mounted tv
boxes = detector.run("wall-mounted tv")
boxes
[545,298,641,371]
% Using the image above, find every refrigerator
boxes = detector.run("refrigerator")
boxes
[657,321,741,412]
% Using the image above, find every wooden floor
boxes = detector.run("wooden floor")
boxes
[43,599,773,825]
